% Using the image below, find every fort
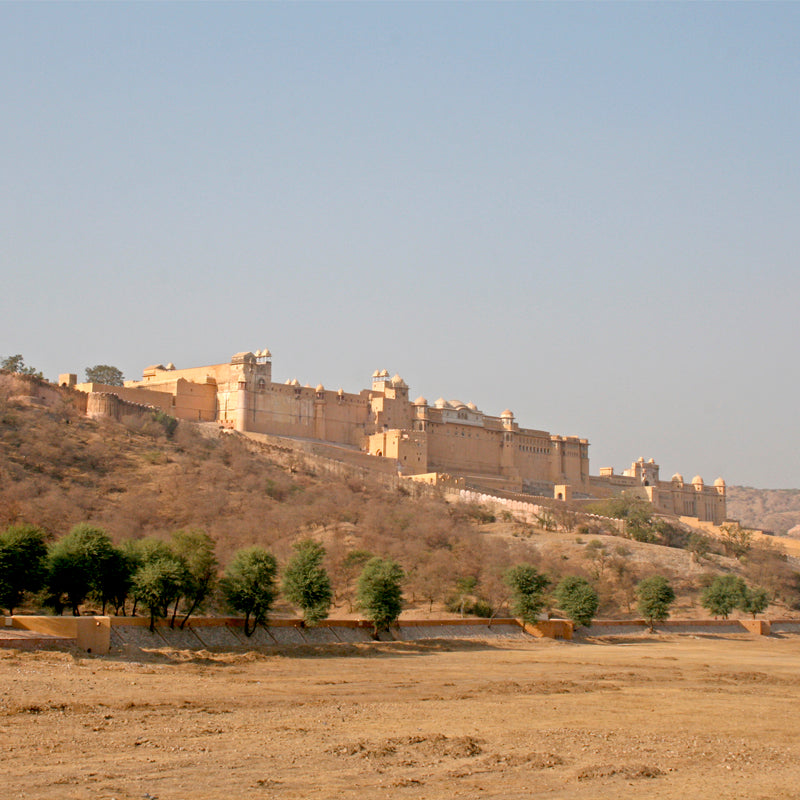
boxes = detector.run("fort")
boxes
[59,349,726,524]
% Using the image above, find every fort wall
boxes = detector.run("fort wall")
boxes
[68,350,725,523]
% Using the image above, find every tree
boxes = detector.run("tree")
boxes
[586,494,657,543]
[636,576,676,631]
[719,523,753,559]
[357,557,404,637]
[740,585,770,618]
[45,524,116,615]
[0,524,48,615]
[132,556,186,632]
[330,548,373,612]
[282,539,332,625]
[1,354,42,378]
[701,574,747,619]
[96,546,136,615]
[84,364,124,386]
[504,563,549,624]
[221,547,278,636]
[171,529,218,628]
[554,575,599,628]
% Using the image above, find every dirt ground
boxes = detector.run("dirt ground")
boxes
[2,634,799,800]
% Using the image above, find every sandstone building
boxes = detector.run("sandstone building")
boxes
[61,349,726,524]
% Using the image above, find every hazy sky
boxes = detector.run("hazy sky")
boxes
[2,2,798,489]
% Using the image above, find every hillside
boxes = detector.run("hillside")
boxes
[2,371,799,619]
[726,486,800,537]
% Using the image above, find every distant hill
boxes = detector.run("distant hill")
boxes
[727,486,800,537]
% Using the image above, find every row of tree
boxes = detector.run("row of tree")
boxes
[0,523,771,636]
[499,566,767,630]
[0,523,404,636]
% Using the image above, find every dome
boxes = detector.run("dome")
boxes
[391,373,407,387]
[434,397,447,408]
[466,402,477,411]
[262,348,271,358]
[337,387,344,395]
[372,369,380,378]
[379,369,389,377]
[290,378,300,386]
[648,458,655,464]
[413,396,428,406]
[315,384,324,392]
[165,362,175,371]
[500,409,514,419]
[714,477,726,487]
[692,475,704,486]
[671,473,684,482]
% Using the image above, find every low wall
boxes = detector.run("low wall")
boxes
[581,618,773,637]
[5,616,111,653]
[521,620,574,640]
[4,614,790,654]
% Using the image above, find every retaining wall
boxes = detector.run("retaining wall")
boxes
[1,616,111,653]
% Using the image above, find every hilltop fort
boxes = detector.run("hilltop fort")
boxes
[60,349,726,524]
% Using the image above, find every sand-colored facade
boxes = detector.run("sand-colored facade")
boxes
[122,351,590,493]
[589,457,727,524]
[67,350,725,522]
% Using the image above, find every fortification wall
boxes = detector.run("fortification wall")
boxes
[78,382,174,413]
[86,392,162,424]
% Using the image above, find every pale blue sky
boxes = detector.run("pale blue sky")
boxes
[2,2,798,488]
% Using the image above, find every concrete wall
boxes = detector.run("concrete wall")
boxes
[7,616,111,654]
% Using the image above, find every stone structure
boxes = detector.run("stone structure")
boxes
[590,457,727,525]
[70,350,725,522]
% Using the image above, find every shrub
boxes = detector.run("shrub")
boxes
[221,547,278,636]
[701,574,747,619]
[282,539,332,625]
[504,564,549,624]
[554,576,599,628]
[357,557,404,636]
[636,576,676,631]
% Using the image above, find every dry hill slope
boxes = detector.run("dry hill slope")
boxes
[1,371,798,619]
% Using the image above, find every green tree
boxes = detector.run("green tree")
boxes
[123,537,176,618]
[46,524,116,615]
[740,585,770,618]
[0,524,48,615]
[701,574,747,619]
[132,556,186,632]
[357,557,404,637]
[636,576,676,631]
[1,354,42,378]
[171,529,218,629]
[96,546,136,615]
[282,539,332,625]
[504,563,549,624]
[84,364,124,386]
[554,575,599,628]
[221,547,278,636]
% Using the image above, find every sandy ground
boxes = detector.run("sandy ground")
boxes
[2,634,799,800]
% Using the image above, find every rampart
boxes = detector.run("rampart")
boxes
[86,391,160,424]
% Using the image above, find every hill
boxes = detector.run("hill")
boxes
[726,486,800,537]
[2,371,799,619]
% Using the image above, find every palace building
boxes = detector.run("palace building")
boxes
[60,349,726,524]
